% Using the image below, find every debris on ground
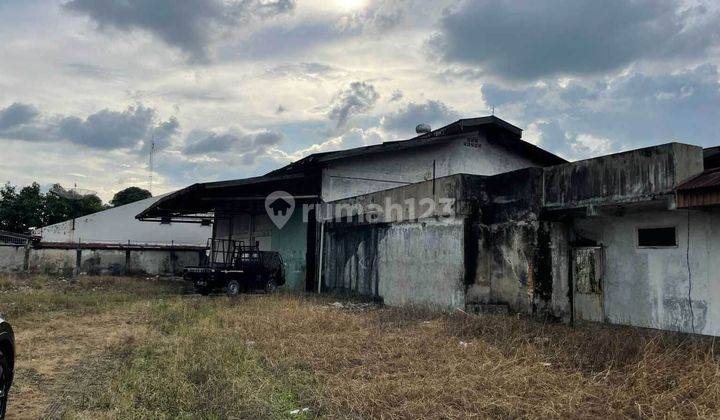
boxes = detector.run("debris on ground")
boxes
[326,301,378,311]
[289,407,310,415]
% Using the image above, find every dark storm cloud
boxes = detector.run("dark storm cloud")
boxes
[63,0,296,62]
[430,0,720,81]
[183,128,283,164]
[0,103,179,150]
[484,64,720,158]
[56,105,155,149]
[0,102,39,130]
[381,100,460,135]
[146,116,180,152]
[328,81,380,130]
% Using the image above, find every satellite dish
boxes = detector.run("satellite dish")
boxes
[49,184,97,200]
[416,123,431,134]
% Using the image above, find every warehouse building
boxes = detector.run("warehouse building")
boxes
[0,195,209,275]
[137,116,564,290]
[323,142,720,336]
[137,115,720,336]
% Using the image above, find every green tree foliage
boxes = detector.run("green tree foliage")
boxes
[0,182,106,233]
[110,186,152,207]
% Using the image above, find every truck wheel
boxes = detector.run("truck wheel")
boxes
[0,349,9,418]
[265,279,279,294]
[226,280,240,297]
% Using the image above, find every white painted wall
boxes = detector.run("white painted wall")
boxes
[33,195,210,245]
[321,133,543,202]
[574,208,720,336]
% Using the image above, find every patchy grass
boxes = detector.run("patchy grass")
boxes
[0,273,184,320]
[3,275,720,418]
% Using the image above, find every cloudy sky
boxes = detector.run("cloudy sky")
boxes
[1,0,719,201]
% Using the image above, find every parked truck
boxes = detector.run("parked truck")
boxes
[183,239,285,296]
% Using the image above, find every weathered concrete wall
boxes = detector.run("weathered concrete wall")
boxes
[322,131,545,202]
[129,249,200,276]
[27,248,76,275]
[470,221,535,314]
[0,247,201,276]
[0,246,26,272]
[322,170,570,315]
[326,173,483,224]
[34,194,210,245]
[378,219,465,308]
[323,218,466,309]
[465,168,569,319]
[572,208,720,335]
[467,220,568,319]
[544,143,703,209]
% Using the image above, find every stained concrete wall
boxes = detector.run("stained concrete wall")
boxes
[322,218,466,309]
[377,220,465,308]
[28,249,76,275]
[465,168,569,319]
[34,195,210,245]
[544,143,703,209]
[572,208,720,335]
[0,246,26,272]
[322,171,570,314]
[322,132,545,202]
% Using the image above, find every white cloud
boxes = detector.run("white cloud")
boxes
[0,0,718,200]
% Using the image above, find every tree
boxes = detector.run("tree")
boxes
[110,186,152,207]
[0,182,107,233]
[0,182,43,233]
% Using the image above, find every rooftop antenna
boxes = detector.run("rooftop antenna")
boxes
[148,133,155,194]
[49,183,97,201]
[492,106,495,116]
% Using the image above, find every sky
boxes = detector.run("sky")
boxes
[0,0,719,202]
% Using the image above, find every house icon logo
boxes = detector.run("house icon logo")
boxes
[265,191,295,229]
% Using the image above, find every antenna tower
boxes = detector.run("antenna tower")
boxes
[148,135,155,194]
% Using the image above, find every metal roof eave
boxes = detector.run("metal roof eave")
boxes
[136,172,316,220]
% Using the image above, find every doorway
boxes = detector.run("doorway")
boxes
[572,246,604,322]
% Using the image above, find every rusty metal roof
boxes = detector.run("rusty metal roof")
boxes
[677,167,720,191]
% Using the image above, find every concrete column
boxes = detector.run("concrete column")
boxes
[23,242,31,271]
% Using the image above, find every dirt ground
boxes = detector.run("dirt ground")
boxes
[2,274,720,418]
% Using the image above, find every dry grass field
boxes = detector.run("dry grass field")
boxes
[1,274,720,418]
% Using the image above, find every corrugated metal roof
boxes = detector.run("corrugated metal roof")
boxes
[677,168,720,191]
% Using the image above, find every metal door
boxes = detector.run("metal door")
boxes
[572,246,604,322]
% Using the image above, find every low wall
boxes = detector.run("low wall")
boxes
[0,245,27,272]
[0,243,205,276]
